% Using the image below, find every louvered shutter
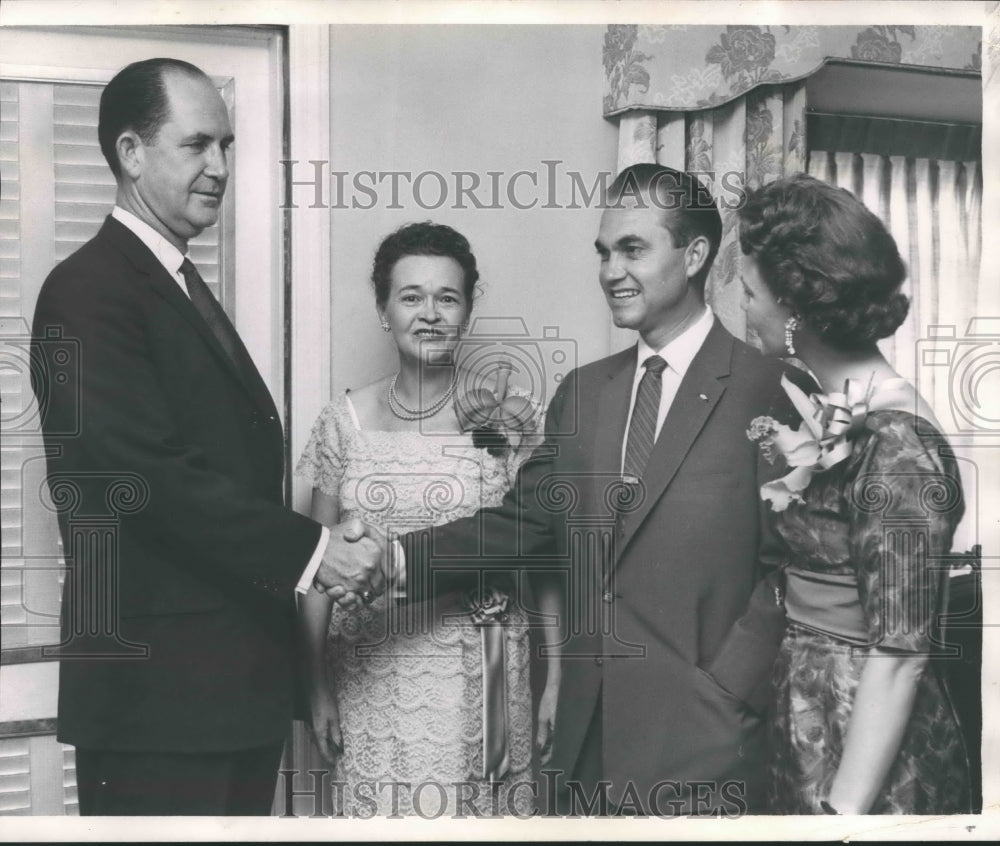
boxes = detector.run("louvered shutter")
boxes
[0,737,77,814]
[62,744,78,814]
[52,84,117,263]
[0,82,19,313]
[0,80,40,649]
[0,738,30,814]
[51,83,225,294]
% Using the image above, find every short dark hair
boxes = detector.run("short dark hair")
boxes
[99,58,209,178]
[607,163,723,295]
[737,173,909,350]
[371,222,480,309]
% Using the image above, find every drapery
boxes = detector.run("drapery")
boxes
[604,24,983,116]
[604,23,986,349]
[806,148,985,555]
[807,152,982,408]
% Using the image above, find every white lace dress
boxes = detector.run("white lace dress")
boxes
[296,392,536,816]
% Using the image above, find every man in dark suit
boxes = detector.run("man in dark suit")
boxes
[393,164,801,815]
[31,58,383,815]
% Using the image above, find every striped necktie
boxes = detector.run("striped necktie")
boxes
[623,354,667,481]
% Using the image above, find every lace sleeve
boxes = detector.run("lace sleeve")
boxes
[848,414,964,653]
[295,397,348,497]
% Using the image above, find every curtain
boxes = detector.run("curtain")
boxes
[615,81,807,340]
[808,150,983,553]
[603,23,984,348]
[807,152,982,406]
[604,25,983,116]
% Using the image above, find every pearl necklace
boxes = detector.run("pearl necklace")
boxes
[387,373,458,421]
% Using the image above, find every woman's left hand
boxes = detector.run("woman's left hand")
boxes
[535,682,559,765]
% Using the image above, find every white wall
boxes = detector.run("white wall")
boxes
[323,25,619,400]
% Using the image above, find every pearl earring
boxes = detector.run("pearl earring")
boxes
[784,315,800,356]
[380,319,390,333]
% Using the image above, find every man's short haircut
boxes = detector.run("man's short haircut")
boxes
[607,163,723,295]
[98,57,210,178]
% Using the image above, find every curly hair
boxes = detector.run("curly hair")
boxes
[737,174,909,350]
[371,222,480,309]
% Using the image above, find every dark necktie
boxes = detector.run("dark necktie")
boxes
[623,354,667,481]
[179,258,250,372]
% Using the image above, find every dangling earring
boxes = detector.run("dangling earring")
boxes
[784,315,800,356]
[380,318,391,333]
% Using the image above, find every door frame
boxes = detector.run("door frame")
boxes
[286,24,331,514]
[0,26,329,815]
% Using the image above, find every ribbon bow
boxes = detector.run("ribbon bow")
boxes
[752,373,874,512]
[464,585,510,625]
[454,361,537,453]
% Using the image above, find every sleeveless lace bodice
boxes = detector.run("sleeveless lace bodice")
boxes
[296,392,540,816]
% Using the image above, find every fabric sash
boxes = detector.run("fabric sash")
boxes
[784,566,870,646]
[468,590,510,782]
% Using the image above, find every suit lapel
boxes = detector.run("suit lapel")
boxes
[590,348,636,484]
[584,349,636,593]
[615,320,734,558]
[100,217,278,415]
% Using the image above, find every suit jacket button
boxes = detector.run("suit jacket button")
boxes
[602,590,614,603]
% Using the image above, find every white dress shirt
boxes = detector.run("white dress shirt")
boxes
[621,306,715,472]
[112,205,190,293]
[111,206,329,594]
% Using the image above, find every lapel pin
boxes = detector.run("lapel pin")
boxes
[699,393,709,401]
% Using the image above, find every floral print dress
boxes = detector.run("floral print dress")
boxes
[765,409,970,814]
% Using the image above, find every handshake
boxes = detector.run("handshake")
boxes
[313,519,402,608]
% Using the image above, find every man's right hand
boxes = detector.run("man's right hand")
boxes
[314,518,387,606]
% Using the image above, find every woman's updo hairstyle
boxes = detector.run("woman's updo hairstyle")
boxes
[371,221,480,309]
[738,174,909,350]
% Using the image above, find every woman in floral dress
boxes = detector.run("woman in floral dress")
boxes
[296,222,558,816]
[737,175,970,814]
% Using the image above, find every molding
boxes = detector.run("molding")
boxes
[0,718,57,739]
[0,63,234,89]
[287,24,331,517]
[1,24,283,46]
[0,648,59,666]
[0,63,116,84]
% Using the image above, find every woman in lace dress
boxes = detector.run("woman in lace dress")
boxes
[297,222,558,816]
[737,175,970,814]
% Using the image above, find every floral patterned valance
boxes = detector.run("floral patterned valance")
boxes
[603,24,983,116]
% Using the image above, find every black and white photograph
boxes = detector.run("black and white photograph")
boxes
[0,0,997,840]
